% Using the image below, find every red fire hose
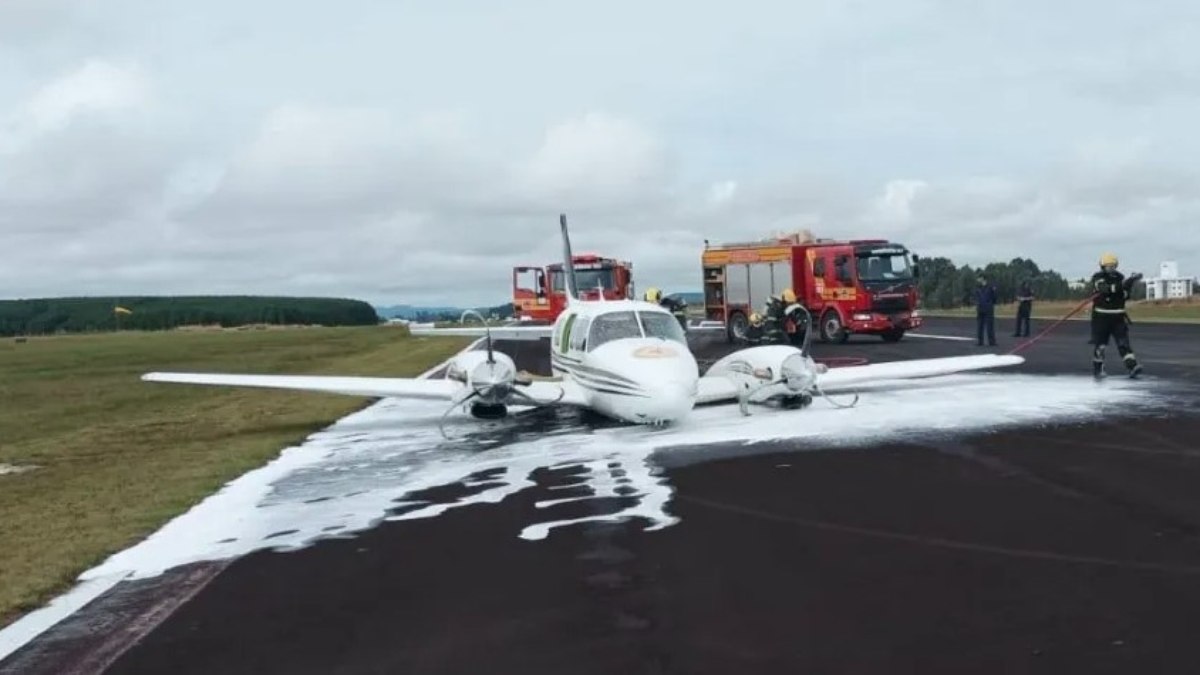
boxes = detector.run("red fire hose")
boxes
[1006,294,1098,356]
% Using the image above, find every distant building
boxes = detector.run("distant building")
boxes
[1068,279,1087,292]
[1145,261,1195,300]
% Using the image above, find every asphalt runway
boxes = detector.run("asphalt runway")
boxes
[7,316,1200,674]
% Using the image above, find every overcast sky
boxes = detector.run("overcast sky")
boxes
[2,0,1197,307]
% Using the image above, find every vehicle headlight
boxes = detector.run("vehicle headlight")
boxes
[853,313,872,321]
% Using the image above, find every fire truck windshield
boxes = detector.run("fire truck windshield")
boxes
[551,268,616,294]
[855,250,913,282]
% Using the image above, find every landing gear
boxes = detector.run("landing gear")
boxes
[469,402,508,419]
[779,393,814,409]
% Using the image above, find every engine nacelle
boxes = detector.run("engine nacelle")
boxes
[707,345,826,404]
[447,350,518,389]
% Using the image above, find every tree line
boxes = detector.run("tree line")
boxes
[915,256,1096,309]
[0,296,380,336]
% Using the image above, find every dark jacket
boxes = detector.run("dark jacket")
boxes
[973,283,998,313]
[1017,282,1034,306]
[1091,270,1141,313]
[659,296,686,314]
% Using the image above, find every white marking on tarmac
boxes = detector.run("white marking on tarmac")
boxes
[907,332,974,341]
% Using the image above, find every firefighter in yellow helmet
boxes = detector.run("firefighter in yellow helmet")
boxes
[742,311,766,344]
[763,288,796,325]
[644,287,662,304]
[1090,252,1143,378]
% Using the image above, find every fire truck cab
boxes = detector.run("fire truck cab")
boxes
[701,235,923,344]
[513,254,634,323]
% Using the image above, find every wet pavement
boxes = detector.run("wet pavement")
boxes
[6,317,1200,674]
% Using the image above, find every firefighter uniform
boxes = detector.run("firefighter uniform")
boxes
[1090,253,1143,378]
[742,312,766,344]
[763,289,797,325]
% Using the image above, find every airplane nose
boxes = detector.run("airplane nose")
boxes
[646,381,694,423]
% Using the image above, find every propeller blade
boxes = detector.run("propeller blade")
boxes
[438,389,480,439]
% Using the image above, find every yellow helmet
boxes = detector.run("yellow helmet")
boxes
[644,287,661,303]
[749,312,763,326]
[1099,252,1118,268]
[781,288,797,303]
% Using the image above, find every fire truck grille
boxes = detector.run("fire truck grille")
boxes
[872,296,910,313]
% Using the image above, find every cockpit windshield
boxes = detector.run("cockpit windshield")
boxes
[586,310,687,351]
[855,248,913,282]
[587,311,642,350]
[638,310,687,344]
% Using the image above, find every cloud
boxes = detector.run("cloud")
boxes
[2,0,1199,306]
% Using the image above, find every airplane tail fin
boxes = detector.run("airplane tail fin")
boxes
[559,213,579,305]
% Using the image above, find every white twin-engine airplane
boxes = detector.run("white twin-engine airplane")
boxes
[141,214,1024,428]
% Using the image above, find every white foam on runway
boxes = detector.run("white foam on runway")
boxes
[72,371,1183,581]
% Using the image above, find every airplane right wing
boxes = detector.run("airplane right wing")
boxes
[695,353,1024,405]
[812,354,1024,392]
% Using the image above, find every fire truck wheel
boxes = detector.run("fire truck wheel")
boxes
[819,310,848,343]
[881,328,905,343]
[726,311,748,344]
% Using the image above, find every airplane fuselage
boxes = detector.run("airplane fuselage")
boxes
[548,299,700,425]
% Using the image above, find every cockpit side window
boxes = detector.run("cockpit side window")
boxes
[586,311,643,351]
[570,317,590,351]
[637,310,687,344]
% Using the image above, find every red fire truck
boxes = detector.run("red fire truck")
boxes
[701,234,923,343]
[512,254,635,323]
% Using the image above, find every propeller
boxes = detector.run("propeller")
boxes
[436,310,566,439]
[730,306,859,415]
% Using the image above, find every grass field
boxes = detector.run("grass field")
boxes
[0,326,474,629]
[921,298,1200,323]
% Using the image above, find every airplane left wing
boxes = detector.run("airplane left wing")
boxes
[141,372,463,399]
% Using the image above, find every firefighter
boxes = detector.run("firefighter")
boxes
[1090,253,1143,378]
[762,288,797,325]
[972,274,998,346]
[644,287,688,330]
[742,312,766,344]
[1013,279,1034,337]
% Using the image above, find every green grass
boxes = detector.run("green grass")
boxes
[0,326,474,628]
[921,299,1200,324]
